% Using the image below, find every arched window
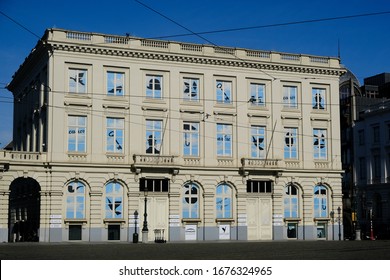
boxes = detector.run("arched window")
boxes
[284,184,299,218]
[105,182,123,219]
[314,185,328,218]
[216,183,232,218]
[66,181,85,219]
[182,183,200,219]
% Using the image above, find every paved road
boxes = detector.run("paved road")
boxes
[1,240,390,260]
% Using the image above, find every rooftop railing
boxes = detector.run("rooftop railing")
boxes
[49,29,338,68]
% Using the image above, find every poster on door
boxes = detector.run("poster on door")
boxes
[185,225,197,240]
[219,224,230,240]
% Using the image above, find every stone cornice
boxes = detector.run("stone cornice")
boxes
[51,43,344,77]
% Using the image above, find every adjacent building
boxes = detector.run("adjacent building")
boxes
[0,29,345,242]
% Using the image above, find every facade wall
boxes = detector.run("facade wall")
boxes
[354,100,390,238]
[0,29,345,242]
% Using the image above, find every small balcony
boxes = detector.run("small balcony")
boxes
[240,158,283,176]
[132,154,178,169]
[0,150,46,163]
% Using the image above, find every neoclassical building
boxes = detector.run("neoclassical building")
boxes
[0,29,345,242]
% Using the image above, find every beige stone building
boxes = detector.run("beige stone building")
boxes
[0,29,345,242]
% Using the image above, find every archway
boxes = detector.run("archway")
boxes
[8,177,41,242]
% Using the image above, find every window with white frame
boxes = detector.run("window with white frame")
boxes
[313,129,327,159]
[283,85,297,108]
[146,75,162,99]
[69,69,87,93]
[139,178,169,192]
[312,88,326,109]
[284,127,298,159]
[246,180,272,193]
[251,125,265,158]
[105,182,123,219]
[107,71,124,96]
[66,181,85,219]
[146,120,162,154]
[68,116,86,152]
[182,183,200,219]
[249,83,265,106]
[314,185,327,218]
[216,183,232,218]
[183,122,199,156]
[183,78,199,101]
[216,80,232,104]
[106,117,124,153]
[284,184,298,218]
[217,123,232,156]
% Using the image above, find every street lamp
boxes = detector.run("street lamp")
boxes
[142,184,149,243]
[337,206,341,241]
[133,210,138,243]
[330,211,335,240]
[369,208,375,240]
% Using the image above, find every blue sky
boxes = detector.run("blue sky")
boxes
[1,0,389,148]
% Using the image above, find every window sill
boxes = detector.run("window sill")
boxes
[216,218,235,223]
[64,219,87,224]
[314,217,331,222]
[284,218,301,222]
[182,218,202,224]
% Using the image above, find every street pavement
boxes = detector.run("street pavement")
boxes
[1,240,390,260]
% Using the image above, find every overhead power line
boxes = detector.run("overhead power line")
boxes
[151,10,390,40]
[0,10,41,39]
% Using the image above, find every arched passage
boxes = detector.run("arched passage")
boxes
[8,177,41,242]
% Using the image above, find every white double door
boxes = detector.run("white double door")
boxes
[139,196,169,242]
[246,197,272,240]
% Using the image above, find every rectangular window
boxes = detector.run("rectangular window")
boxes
[183,78,199,101]
[313,129,327,160]
[359,157,367,180]
[246,180,272,193]
[251,125,266,158]
[68,116,86,152]
[249,83,265,106]
[317,223,326,239]
[373,125,380,144]
[312,88,326,109]
[146,120,162,154]
[373,154,381,179]
[69,225,82,241]
[283,86,297,108]
[107,72,124,96]
[107,225,120,241]
[69,69,87,93]
[139,178,169,192]
[287,223,298,239]
[106,117,124,153]
[217,124,232,156]
[216,80,232,104]
[284,127,298,159]
[358,130,365,145]
[183,122,199,156]
[146,75,162,99]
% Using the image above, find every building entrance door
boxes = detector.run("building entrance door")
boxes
[247,197,272,240]
[139,196,169,242]
[8,177,41,242]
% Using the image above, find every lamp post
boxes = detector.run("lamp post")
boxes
[369,208,375,240]
[337,206,341,241]
[133,210,138,243]
[330,211,335,240]
[142,185,149,243]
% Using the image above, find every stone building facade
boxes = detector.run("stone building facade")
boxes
[0,29,345,242]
